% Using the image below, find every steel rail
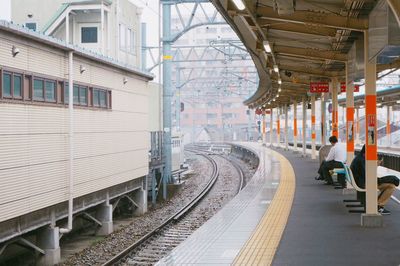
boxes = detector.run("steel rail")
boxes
[102,149,219,266]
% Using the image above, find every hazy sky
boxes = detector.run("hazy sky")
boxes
[0,0,11,20]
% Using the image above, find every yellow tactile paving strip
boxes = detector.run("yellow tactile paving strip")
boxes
[233,149,296,266]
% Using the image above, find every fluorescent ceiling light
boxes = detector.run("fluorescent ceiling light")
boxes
[278,79,282,84]
[278,88,282,92]
[263,41,271,53]
[232,0,246,10]
[273,65,279,73]
[397,100,400,104]
[377,103,382,107]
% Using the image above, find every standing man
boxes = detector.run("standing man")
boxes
[316,136,346,185]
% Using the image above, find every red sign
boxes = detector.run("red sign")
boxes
[310,82,329,93]
[340,82,360,93]
[255,109,263,115]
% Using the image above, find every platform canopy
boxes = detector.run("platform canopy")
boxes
[210,0,400,109]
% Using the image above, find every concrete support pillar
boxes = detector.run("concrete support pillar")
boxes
[293,100,298,151]
[387,105,391,146]
[96,202,113,236]
[270,108,273,146]
[311,95,316,159]
[321,93,327,145]
[133,186,147,216]
[37,227,61,266]
[331,78,339,138]
[285,104,289,150]
[346,63,355,165]
[302,98,307,157]
[361,30,381,227]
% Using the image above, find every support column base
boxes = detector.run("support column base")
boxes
[96,221,113,236]
[361,214,383,227]
[38,248,61,266]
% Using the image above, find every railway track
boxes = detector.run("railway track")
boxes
[103,149,221,266]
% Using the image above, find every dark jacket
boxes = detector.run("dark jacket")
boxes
[350,153,365,188]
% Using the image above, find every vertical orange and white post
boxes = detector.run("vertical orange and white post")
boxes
[331,78,339,138]
[363,30,379,225]
[270,108,273,146]
[262,110,266,145]
[346,62,355,165]
[311,95,316,159]
[277,108,280,147]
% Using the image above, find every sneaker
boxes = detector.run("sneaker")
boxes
[378,206,391,215]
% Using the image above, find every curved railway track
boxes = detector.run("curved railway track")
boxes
[103,150,221,266]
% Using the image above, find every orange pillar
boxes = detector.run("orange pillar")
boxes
[346,62,354,164]
[311,95,316,159]
[331,78,339,138]
[277,110,280,146]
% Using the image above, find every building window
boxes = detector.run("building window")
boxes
[2,72,12,97]
[45,80,56,102]
[1,67,111,109]
[119,24,126,50]
[79,87,88,105]
[25,22,37,31]
[73,85,79,104]
[13,74,22,98]
[33,79,44,100]
[129,29,135,53]
[93,88,108,108]
[81,27,98,43]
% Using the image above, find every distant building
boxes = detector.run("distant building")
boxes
[11,0,142,67]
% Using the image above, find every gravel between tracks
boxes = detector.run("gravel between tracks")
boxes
[61,151,256,266]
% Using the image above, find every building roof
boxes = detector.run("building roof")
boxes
[0,20,154,80]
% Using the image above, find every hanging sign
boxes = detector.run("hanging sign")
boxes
[367,114,376,145]
[310,82,329,93]
[340,82,360,93]
[255,109,263,115]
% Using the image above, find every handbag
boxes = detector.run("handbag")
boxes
[378,175,400,186]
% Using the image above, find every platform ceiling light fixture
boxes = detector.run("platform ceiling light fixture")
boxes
[278,87,282,92]
[263,41,272,53]
[273,65,279,73]
[397,100,400,104]
[232,0,245,10]
[278,79,282,85]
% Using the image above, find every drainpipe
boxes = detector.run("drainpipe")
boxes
[60,51,74,234]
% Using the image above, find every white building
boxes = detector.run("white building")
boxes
[11,0,142,67]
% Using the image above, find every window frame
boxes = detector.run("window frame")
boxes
[80,26,98,44]
[0,66,111,110]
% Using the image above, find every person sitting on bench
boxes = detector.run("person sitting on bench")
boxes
[316,136,346,185]
[350,144,397,215]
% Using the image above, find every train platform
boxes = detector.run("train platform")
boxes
[158,142,400,265]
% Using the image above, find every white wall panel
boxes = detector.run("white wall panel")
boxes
[0,37,29,70]
[0,31,151,223]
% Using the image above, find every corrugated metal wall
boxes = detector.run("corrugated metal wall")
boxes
[0,31,150,223]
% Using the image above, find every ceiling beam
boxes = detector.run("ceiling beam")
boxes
[255,6,368,32]
[278,64,344,78]
[259,19,338,37]
[273,45,348,62]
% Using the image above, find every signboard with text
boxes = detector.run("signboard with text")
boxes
[340,82,360,93]
[310,82,329,93]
